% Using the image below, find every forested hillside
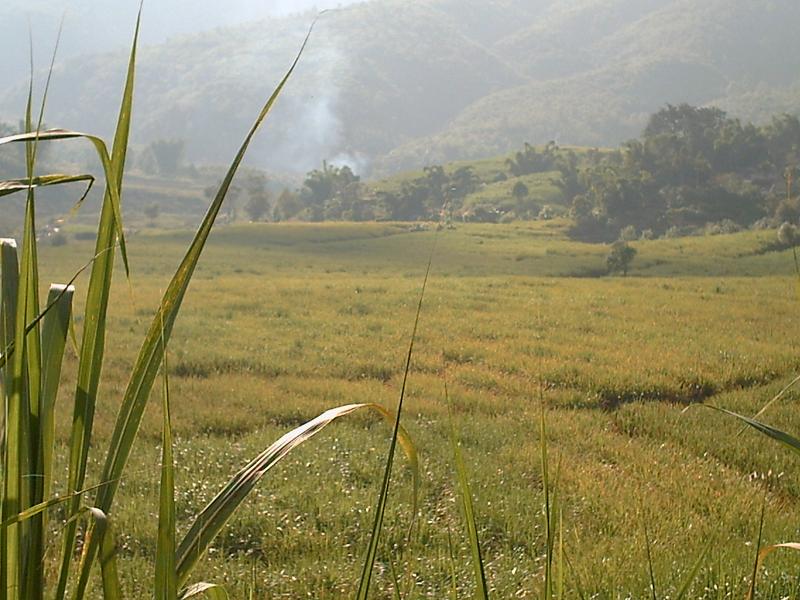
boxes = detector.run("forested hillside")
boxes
[2,0,800,175]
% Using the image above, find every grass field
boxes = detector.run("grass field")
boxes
[34,220,800,597]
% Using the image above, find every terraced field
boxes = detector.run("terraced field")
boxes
[37,221,800,597]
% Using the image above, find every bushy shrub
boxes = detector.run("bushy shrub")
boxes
[48,232,68,246]
[619,225,638,241]
[704,219,741,235]
[751,217,776,230]
[606,241,637,275]
[777,221,798,247]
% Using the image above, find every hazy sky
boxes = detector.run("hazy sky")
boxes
[1,0,363,82]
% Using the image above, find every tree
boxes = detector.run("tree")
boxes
[764,114,800,166]
[506,141,559,176]
[449,166,479,211]
[242,171,267,197]
[146,139,185,176]
[606,241,637,276]
[777,222,798,247]
[239,171,272,221]
[512,181,529,202]
[206,180,241,221]
[299,161,360,221]
[245,190,271,221]
[273,188,301,221]
[644,104,728,151]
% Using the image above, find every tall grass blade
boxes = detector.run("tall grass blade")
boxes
[540,401,552,599]
[746,495,767,600]
[674,539,712,600]
[356,234,436,600]
[0,238,19,599]
[94,14,314,511]
[0,482,113,530]
[179,583,229,600]
[705,406,800,456]
[556,510,564,600]
[175,402,417,587]
[154,333,177,600]
[0,246,113,371]
[67,21,316,596]
[38,285,75,489]
[445,383,489,600]
[55,7,142,596]
[0,174,94,200]
[446,524,459,600]
[17,36,53,595]
[387,552,402,600]
[75,507,122,600]
[643,515,658,600]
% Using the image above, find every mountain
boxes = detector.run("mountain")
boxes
[0,0,362,83]
[382,0,800,171]
[2,0,799,176]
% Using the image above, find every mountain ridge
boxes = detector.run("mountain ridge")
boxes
[2,0,798,176]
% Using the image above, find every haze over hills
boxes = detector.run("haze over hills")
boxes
[2,0,799,176]
[0,0,361,83]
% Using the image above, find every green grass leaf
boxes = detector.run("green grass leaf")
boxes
[69,19,316,595]
[179,583,229,600]
[0,130,128,276]
[674,539,712,600]
[55,7,142,595]
[445,384,489,600]
[154,334,177,600]
[705,405,800,456]
[175,402,417,587]
[0,482,114,530]
[0,238,20,599]
[75,507,122,600]
[0,174,94,202]
[356,234,435,600]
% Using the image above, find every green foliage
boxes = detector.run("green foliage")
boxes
[511,180,528,200]
[553,104,800,240]
[258,104,797,231]
[244,191,270,222]
[506,141,561,177]
[272,187,301,221]
[606,240,637,276]
[777,222,798,247]
[296,161,362,221]
[143,139,185,177]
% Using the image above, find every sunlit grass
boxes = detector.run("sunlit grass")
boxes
[18,219,800,597]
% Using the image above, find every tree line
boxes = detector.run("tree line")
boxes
[261,104,800,239]
[564,105,800,241]
[4,104,800,242]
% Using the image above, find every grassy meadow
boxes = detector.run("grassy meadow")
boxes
[30,219,800,598]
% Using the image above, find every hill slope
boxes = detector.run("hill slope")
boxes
[3,0,799,175]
